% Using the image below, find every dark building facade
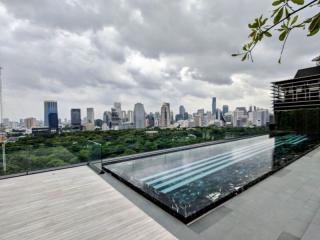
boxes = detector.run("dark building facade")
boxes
[212,97,216,115]
[48,113,58,129]
[272,65,320,135]
[44,101,58,127]
[222,105,229,115]
[94,119,103,128]
[71,108,81,129]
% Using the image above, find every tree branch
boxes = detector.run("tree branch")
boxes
[263,0,318,34]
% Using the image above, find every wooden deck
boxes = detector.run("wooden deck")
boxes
[0,166,176,240]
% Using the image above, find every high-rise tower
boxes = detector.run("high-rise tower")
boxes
[87,108,94,124]
[212,97,217,115]
[160,103,170,127]
[71,108,81,128]
[44,101,58,128]
[134,103,145,129]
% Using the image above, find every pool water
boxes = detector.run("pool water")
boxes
[103,134,318,223]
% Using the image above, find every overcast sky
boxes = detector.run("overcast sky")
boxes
[0,0,319,121]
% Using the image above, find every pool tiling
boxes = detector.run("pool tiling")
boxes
[103,134,319,223]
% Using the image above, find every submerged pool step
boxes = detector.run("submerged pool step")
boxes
[159,136,308,194]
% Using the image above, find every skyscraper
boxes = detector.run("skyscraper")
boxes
[127,110,134,123]
[44,101,58,127]
[179,105,186,116]
[111,108,121,128]
[114,102,121,119]
[48,113,58,129]
[134,103,145,129]
[71,109,81,128]
[103,111,111,124]
[160,103,170,127]
[222,105,229,115]
[154,112,160,127]
[146,113,155,127]
[212,97,216,115]
[256,109,269,127]
[87,108,94,124]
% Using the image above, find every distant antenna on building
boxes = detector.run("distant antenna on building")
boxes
[312,55,320,66]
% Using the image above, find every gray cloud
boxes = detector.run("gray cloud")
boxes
[0,0,319,120]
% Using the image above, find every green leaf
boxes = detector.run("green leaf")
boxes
[264,31,272,37]
[285,7,289,18]
[274,7,284,24]
[308,13,320,33]
[272,7,281,17]
[291,0,304,5]
[241,53,248,61]
[251,21,258,28]
[272,0,283,6]
[279,31,287,41]
[291,15,299,26]
[261,17,268,26]
[308,27,319,37]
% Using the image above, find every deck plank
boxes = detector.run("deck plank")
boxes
[0,166,176,240]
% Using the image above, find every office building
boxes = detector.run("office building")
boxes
[24,117,37,129]
[146,113,155,127]
[103,111,111,124]
[48,113,58,129]
[134,103,146,129]
[272,60,320,134]
[194,115,202,127]
[222,105,229,115]
[248,109,269,127]
[179,105,186,117]
[127,110,134,123]
[94,119,103,128]
[111,108,121,128]
[197,109,205,116]
[87,108,94,124]
[44,101,58,127]
[233,108,248,127]
[212,97,216,115]
[176,105,188,121]
[71,109,81,128]
[154,112,160,127]
[170,111,174,124]
[160,103,170,127]
[256,109,269,127]
[114,102,122,119]
[121,111,127,121]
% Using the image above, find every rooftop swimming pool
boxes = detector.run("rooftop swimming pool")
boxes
[103,134,319,223]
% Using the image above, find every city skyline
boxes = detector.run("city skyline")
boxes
[4,98,267,123]
[2,96,271,132]
[0,1,318,122]
[2,85,275,121]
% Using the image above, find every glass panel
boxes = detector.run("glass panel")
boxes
[0,140,102,176]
